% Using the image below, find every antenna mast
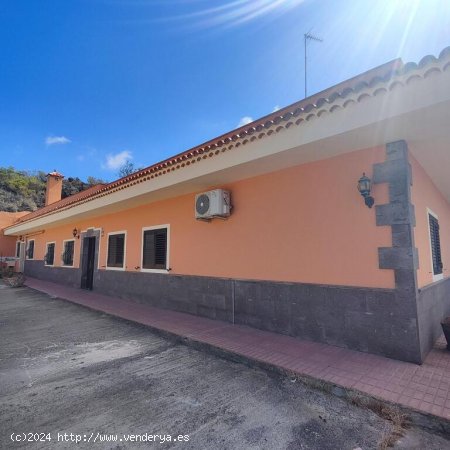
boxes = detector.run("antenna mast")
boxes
[304,32,323,98]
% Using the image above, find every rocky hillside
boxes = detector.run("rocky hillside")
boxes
[0,167,105,212]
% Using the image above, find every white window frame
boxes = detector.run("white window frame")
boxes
[44,241,56,267]
[427,208,444,282]
[140,224,170,274]
[61,239,76,268]
[106,231,127,271]
[26,239,35,260]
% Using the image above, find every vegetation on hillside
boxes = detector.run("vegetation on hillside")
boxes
[0,167,105,212]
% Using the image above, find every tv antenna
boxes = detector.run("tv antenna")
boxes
[304,31,323,98]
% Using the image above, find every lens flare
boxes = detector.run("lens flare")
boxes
[157,0,306,30]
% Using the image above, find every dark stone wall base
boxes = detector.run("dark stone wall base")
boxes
[94,269,234,323]
[418,278,450,359]
[25,260,422,363]
[234,279,420,363]
[25,260,81,288]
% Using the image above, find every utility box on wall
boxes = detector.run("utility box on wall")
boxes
[195,189,231,220]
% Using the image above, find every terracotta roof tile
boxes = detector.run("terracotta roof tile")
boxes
[15,184,105,224]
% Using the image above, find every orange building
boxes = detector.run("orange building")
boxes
[3,47,450,364]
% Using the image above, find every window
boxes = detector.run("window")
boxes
[142,226,168,271]
[107,232,126,269]
[429,212,443,278]
[62,240,75,266]
[26,240,35,259]
[45,243,55,266]
[16,242,21,258]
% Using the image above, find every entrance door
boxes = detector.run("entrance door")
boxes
[81,236,96,290]
[18,242,26,272]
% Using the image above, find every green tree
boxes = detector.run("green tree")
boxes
[0,166,107,212]
[87,176,106,186]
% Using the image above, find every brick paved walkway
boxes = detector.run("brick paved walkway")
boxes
[22,277,450,421]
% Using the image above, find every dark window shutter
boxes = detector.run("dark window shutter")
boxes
[27,241,34,259]
[142,228,167,270]
[107,234,125,268]
[429,214,443,275]
[16,242,20,258]
[63,241,74,266]
[45,243,55,265]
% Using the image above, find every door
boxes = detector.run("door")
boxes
[18,242,26,272]
[81,236,96,290]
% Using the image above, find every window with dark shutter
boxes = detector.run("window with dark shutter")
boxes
[107,233,125,268]
[27,240,34,259]
[62,240,75,266]
[142,228,167,270]
[45,243,55,266]
[429,213,443,276]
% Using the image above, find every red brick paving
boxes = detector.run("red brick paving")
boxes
[23,277,450,421]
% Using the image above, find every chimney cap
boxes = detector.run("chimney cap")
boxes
[46,170,64,179]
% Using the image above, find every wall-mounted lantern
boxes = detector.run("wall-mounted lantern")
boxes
[357,173,375,208]
[72,228,80,239]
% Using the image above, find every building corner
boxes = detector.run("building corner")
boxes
[373,140,423,363]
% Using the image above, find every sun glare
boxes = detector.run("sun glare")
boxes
[162,0,306,30]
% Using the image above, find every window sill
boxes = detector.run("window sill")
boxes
[432,273,444,282]
[140,268,169,274]
[105,266,126,271]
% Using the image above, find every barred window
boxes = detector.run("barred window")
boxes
[26,240,35,259]
[107,233,125,268]
[45,243,55,266]
[142,227,168,270]
[62,240,75,266]
[429,213,443,276]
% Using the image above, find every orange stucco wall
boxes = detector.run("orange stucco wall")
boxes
[411,155,450,288]
[27,146,393,288]
[0,211,29,257]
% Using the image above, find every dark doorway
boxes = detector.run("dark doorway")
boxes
[81,236,96,290]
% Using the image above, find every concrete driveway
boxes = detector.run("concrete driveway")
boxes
[1,285,449,449]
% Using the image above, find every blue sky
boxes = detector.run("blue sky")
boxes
[1,0,449,182]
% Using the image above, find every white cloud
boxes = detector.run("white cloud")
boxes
[272,105,281,112]
[45,136,71,145]
[237,116,253,127]
[102,150,133,170]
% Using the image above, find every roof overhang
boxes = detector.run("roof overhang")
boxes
[5,62,450,236]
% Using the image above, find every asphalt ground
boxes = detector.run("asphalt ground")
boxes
[1,285,449,450]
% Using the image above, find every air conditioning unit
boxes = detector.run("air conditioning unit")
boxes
[195,189,231,220]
